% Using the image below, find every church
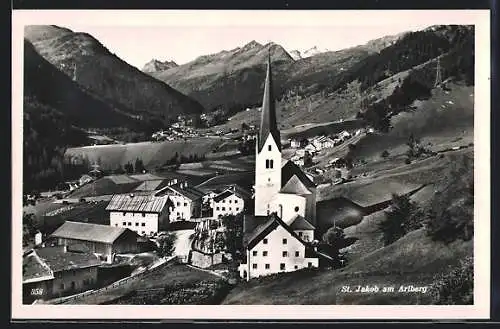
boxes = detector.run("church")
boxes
[238,55,320,281]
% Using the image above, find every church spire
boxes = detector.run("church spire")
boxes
[258,52,281,152]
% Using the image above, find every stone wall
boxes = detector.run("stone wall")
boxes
[190,250,224,269]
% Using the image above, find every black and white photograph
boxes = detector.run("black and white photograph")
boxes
[12,9,490,320]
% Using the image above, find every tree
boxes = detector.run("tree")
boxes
[221,214,244,260]
[124,162,134,174]
[321,226,349,268]
[303,151,313,168]
[23,212,38,246]
[156,232,177,257]
[134,158,145,173]
[378,193,423,246]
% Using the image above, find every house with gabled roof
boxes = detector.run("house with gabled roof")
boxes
[213,185,252,219]
[154,181,205,221]
[50,221,141,263]
[238,213,319,281]
[106,193,172,236]
[23,245,101,303]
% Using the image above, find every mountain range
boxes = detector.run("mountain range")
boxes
[24,25,205,129]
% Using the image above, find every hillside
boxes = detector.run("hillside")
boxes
[24,25,205,126]
[24,39,137,129]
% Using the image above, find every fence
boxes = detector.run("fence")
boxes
[46,256,178,305]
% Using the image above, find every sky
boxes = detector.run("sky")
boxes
[14,10,484,69]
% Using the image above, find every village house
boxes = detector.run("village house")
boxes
[290,138,308,148]
[154,181,205,221]
[106,193,172,236]
[238,214,319,281]
[50,221,141,263]
[212,185,251,219]
[23,245,101,303]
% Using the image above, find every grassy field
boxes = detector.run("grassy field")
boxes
[63,263,222,305]
[65,137,227,170]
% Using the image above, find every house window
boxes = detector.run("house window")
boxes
[229,200,232,204]
[265,160,270,169]
[268,145,272,151]
[128,222,132,226]
[122,222,126,226]
[236,208,239,211]
[298,232,303,237]
[142,213,145,217]
[265,264,270,269]
[282,251,288,257]
[216,207,220,211]
[294,265,298,269]
[253,251,258,256]
[229,207,232,211]
[295,251,300,257]
[263,251,268,256]
[270,160,274,169]
[142,223,145,227]
[235,200,238,203]
[150,231,154,235]
[263,238,268,244]
[177,202,180,206]
[303,235,309,241]
[294,206,299,212]
[222,207,226,211]
[123,213,126,216]
[280,263,286,271]
[222,200,225,203]
[115,224,118,227]
[184,202,187,206]
[252,264,257,269]
[308,262,313,268]
[135,223,139,226]
[282,238,287,245]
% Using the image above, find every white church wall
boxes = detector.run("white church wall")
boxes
[254,134,282,216]
[272,193,307,224]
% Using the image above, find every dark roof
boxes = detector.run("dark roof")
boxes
[51,221,137,244]
[289,214,315,230]
[23,246,101,283]
[258,55,281,152]
[244,213,315,252]
[156,183,205,201]
[36,246,101,272]
[106,193,169,213]
[281,160,316,189]
[213,185,252,202]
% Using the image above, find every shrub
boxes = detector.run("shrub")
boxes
[378,194,423,246]
[156,232,177,257]
[404,158,412,164]
[430,257,473,304]
[381,150,390,158]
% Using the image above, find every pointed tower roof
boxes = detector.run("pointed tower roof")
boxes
[258,53,281,152]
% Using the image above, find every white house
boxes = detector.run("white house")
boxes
[154,181,205,221]
[304,144,318,154]
[238,214,319,281]
[338,130,351,140]
[106,193,171,236]
[213,185,251,219]
[311,136,335,150]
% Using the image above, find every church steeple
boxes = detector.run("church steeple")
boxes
[258,53,281,152]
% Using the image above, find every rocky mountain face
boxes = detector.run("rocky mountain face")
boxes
[142,59,178,73]
[24,25,205,127]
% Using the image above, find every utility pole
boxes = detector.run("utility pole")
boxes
[434,56,442,88]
